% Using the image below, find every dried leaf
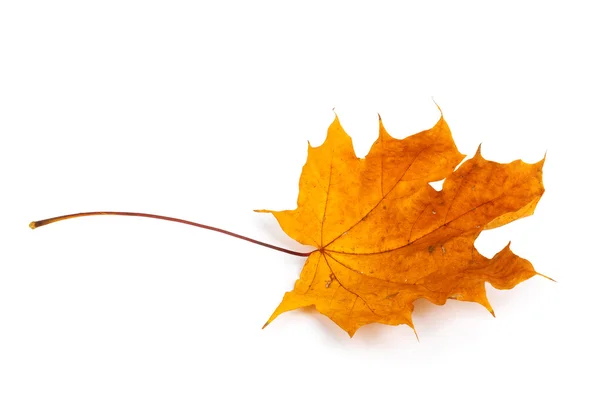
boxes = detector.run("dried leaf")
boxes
[259,114,545,336]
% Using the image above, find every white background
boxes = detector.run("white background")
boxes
[1,1,598,414]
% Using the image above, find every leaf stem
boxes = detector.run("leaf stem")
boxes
[29,211,314,257]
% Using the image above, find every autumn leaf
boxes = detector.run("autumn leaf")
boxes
[258,113,545,337]
[30,110,546,339]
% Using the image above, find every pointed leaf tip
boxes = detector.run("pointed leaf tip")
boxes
[475,143,483,158]
[537,272,556,282]
[431,98,443,117]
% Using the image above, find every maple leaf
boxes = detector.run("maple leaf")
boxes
[259,114,545,337]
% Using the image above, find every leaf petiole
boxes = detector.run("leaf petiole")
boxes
[29,211,314,257]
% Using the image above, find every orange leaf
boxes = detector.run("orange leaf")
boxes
[259,114,545,337]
